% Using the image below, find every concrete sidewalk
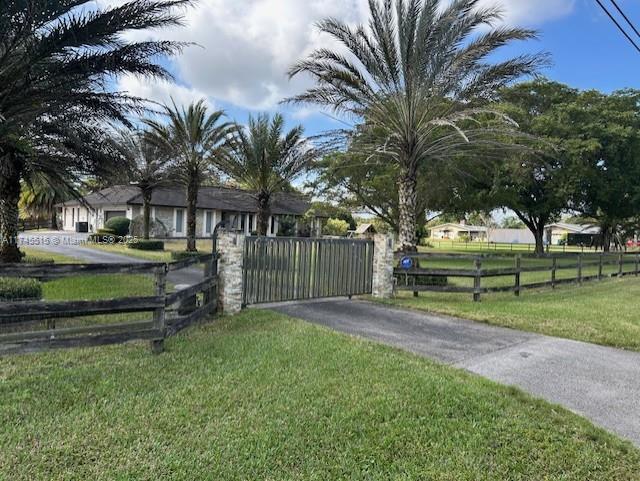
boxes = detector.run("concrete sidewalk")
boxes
[269,299,640,446]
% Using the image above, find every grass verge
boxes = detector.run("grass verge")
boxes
[381,277,640,351]
[86,239,214,262]
[1,310,638,480]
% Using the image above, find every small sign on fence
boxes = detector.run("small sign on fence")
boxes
[400,256,414,270]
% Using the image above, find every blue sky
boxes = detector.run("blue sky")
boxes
[116,0,640,137]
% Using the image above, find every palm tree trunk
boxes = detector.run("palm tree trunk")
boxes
[397,165,418,252]
[142,188,152,240]
[186,175,198,252]
[51,210,58,230]
[256,192,270,236]
[602,226,612,253]
[0,158,23,262]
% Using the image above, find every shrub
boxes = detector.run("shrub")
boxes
[0,277,42,301]
[128,240,165,251]
[171,251,203,262]
[104,216,131,236]
[129,215,169,238]
[22,256,55,265]
[277,216,297,237]
[322,218,349,237]
[88,228,117,243]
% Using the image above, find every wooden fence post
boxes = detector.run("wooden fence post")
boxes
[635,253,639,277]
[598,254,603,280]
[551,257,557,289]
[577,255,583,285]
[473,258,482,303]
[514,255,521,297]
[151,265,167,354]
[618,253,624,277]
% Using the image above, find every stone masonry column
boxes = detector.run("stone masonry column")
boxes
[216,230,246,315]
[372,234,395,298]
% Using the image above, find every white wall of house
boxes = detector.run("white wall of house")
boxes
[61,203,307,238]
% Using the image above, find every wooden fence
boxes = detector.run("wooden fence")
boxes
[395,251,640,302]
[0,254,218,355]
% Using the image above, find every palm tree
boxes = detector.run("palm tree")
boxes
[0,0,191,262]
[114,130,170,239]
[144,100,233,251]
[286,0,546,251]
[217,114,319,236]
[19,174,72,230]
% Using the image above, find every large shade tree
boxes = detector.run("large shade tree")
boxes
[0,0,190,262]
[287,0,545,250]
[217,114,319,236]
[145,100,233,251]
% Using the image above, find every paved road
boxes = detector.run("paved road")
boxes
[18,231,203,286]
[269,299,640,447]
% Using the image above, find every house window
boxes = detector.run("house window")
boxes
[248,215,254,233]
[205,211,213,234]
[270,216,276,235]
[175,209,185,234]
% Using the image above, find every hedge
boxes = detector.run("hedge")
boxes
[104,217,131,236]
[171,251,203,261]
[128,240,165,251]
[0,277,42,301]
[88,228,117,243]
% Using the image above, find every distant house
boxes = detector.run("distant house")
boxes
[488,228,535,244]
[429,223,488,241]
[56,185,322,238]
[544,223,600,246]
[350,223,377,239]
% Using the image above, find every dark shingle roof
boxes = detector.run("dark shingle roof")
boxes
[59,185,313,216]
[58,185,140,207]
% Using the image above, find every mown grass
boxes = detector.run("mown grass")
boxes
[21,247,79,264]
[383,277,640,351]
[1,309,639,480]
[88,239,214,262]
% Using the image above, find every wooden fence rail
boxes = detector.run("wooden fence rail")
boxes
[395,252,640,302]
[0,253,218,356]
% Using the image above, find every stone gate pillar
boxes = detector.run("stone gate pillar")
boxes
[216,230,246,315]
[372,234,395,298]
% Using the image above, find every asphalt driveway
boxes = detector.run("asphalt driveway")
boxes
[18,231,203,286]
[269,299,640,447]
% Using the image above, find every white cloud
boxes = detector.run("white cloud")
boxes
[110,0,575,111]
[117,75,215,111]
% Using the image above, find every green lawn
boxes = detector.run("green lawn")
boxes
[21,247,79,264]
[383,277,640,351]
[87,239,214,262]
[1,309,638,480]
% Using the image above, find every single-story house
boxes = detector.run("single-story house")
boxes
[544,223,600,246]
[350,223,377,239]
[429,223,488,241]
[487,228,536,245]
[56,185,322,238]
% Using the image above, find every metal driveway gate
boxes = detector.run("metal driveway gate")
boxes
[243,237,374,305]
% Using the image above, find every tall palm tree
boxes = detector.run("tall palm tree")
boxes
[0,0,191,262]
[145,100,233,251]
[114,130,170,239]
[286,0,546,250]
[217,114,319,236]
